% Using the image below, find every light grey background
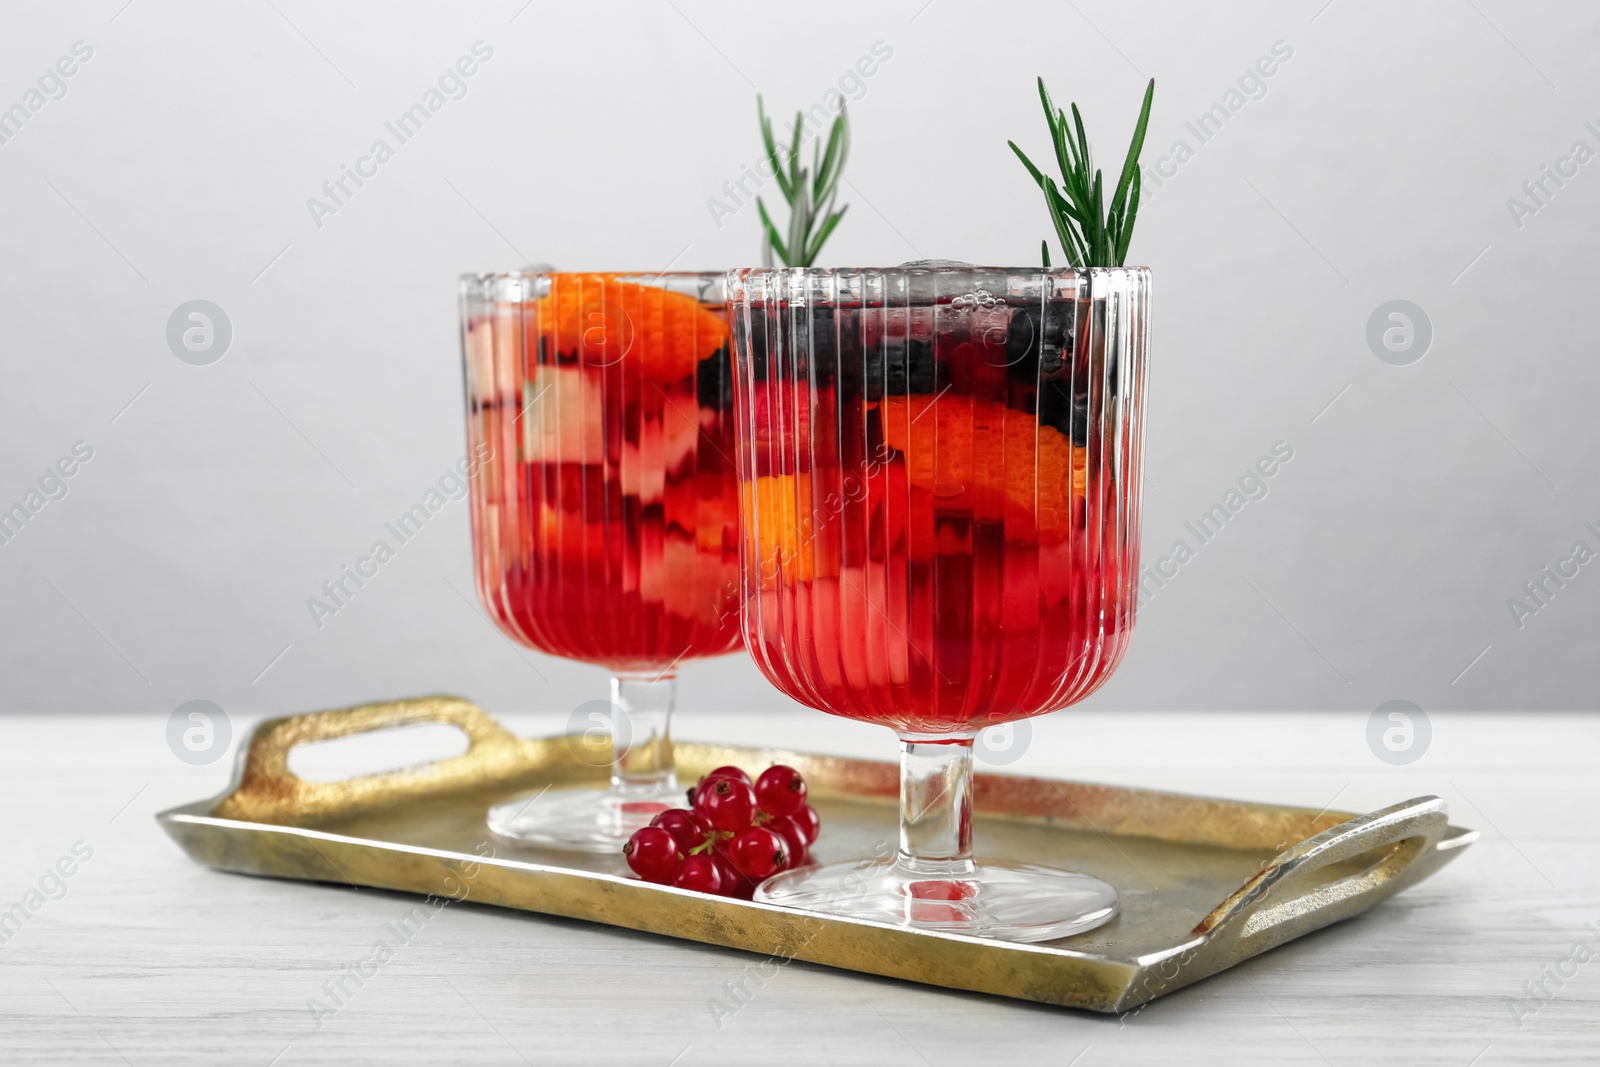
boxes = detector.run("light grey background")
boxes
[2,0,1598,720]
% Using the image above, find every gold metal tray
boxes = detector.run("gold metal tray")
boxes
[157,696,1475,1013]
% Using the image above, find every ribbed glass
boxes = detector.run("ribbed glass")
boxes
[460,270,741,851]
[729,264,1150,734]
[461,271,741,672]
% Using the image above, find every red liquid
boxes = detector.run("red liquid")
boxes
[735,293,1142,734]
[464,274,741,672]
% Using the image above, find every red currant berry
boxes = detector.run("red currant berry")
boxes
[622,826,680,884]
[713,855,755,900]
[770,815,808,868]
[754,765,807,817]
[671,854,724,894]
[692,766,749,809]
[791,803,821,845]
[729,826,790,880]
[700,778,758,832]
[651,808,710,852]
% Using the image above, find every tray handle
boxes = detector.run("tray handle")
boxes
[215,695,540,823]
[1193,795,1449,950]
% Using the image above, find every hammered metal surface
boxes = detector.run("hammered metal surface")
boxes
[161,696,1475,1012]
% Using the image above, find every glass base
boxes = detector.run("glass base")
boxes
[487,780,680,853]
[753,857,1119,943]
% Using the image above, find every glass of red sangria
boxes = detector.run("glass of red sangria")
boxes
[729,262,1150,940]
[461,271,741,851]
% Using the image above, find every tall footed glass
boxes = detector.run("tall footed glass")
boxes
[461,271,741,851]
[729,263,1150,941]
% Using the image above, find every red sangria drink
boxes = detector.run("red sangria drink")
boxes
[462,271,740,851]
[730,263,1150,940]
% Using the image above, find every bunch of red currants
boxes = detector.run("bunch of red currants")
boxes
[623,764,819,898]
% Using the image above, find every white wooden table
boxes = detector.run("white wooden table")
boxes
[2,706,1593,1065]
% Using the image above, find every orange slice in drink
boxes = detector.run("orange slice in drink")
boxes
[531,273,728,382]
[744,473,814,583]
[878,396,1086,538]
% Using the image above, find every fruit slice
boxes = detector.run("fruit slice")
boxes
[522,366,603,464]
[878,395,1087,537]
[530,273,728,382]
[521,365,700,475]
[743,472,814,583]
[744,378,816,472]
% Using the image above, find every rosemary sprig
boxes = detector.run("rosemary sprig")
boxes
[756,95,850,267]
[1009,77,1154,268]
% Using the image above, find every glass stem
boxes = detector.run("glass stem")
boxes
[610,673,676,795]
[896,734,977,876]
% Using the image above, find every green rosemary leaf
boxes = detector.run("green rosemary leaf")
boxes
[1053,109,1093,214]
[1050,109,1079,197]
[1062,211,1089,268]
[815,111,846,203]
[1039,80,1077,185]
[1042,178,1075,254]
[1036,77,1055,132]
[1115,168,1142,264]
[1090,169,1104,262]
[1043,177,1086,267]
[1071,103,1091,179]
[806,206,848,264]
[788,175,811,266]
[827,114,851,203]
[1036,80,1064,170]
[1108,78,1155,224]
[753,94,852,266]
[788,112,805,194]
[1014,77,1154,267]
[1009,141,1047,190]
[757,198,789,266]
[1042,175,1086,226]
[758,96,794,204]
